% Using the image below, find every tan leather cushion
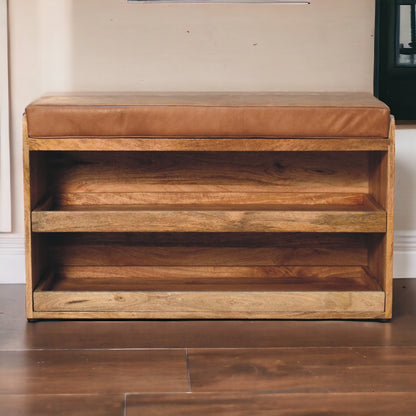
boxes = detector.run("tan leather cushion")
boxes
[26,92,390,139]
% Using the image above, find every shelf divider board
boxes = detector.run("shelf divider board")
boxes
[31,205,386,233]
[33,266,384,317]
[33,291,385,317]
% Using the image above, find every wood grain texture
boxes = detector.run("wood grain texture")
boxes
[28,137,390,152]
[54,191,368,207]
[126,392,416,416]
[29,310,389,320]
[46,232,369,267]
[34,267,384,318]
[24,116,49,319]
[39,265,382,291]
[384,117,395,317]
[36,231,375,318]
[47,151,369,194]
[52,264,372,280]
[0,350,188,394]
[32,265,384,317]
[0,394,124,416]
[33,290,384,316]
[368,117,395,318]
[188,347,416,393]
[31,208,386,233]
[23,115,33,319]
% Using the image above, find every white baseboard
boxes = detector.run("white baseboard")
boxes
[394,231,416,278]
[0,234,25,283]
[0,232,415,284]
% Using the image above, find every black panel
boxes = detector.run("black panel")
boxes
[375,0,416,120]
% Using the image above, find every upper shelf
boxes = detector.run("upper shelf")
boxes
[31,193,386,233]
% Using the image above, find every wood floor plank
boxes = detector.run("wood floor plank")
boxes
[0,285,26,320]
[126,393,416,416]
[0,394,124,416]
[0,350,188,394]
[188,347,416,393]
[2,317,412,350]
[1,280,416,350]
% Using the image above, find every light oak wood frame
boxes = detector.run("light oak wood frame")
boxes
[24,115,395,320]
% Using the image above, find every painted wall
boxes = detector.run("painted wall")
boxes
[394,125,416,278]
[1,0,414,282]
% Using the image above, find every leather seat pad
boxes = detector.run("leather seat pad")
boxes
[26,92,390,139]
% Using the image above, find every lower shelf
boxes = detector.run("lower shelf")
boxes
[33,266,385,319]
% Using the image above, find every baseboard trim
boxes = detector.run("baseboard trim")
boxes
[0,234,25,283]
[0,232,415,283]
[394,231,416,278]
[394,231,416,251]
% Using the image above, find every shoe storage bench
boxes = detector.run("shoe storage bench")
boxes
[24,93,394,320]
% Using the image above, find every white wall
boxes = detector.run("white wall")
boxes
[0,0,11,232]
[394,126,416,278]
[1,0,415,282]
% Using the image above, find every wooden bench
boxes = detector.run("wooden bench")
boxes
[24,92,394,320]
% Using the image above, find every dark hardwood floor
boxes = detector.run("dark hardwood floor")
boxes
[1,279,416,415]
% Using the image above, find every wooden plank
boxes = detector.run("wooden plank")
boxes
[28,137,390,152]
[23,116,49,320]
[55,192,367,207]
[31,209,386,233]
[24,115,50,319]
[0,284,26,320]
[126,392,416,416]
[368,116,395,318]
[36,276,383,292]
[36,203,382,212]
[33,290,385,315]
[37,265,382,292]
[0,394,124,416]
[54,264,370,280]
[23,115,33,319]
[0,350,188,394]
[41,276,379,292]
[187,347,416,393]
[29,310,388,320]
[35,270,56,292]
[49,151,369,194]
[47,232,368,267]
[384,117,395,318]
[49,245,366,267]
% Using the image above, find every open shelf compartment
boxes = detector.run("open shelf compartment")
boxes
[30,151,386,233]
[31,232,386,319]
[33,265,384,317]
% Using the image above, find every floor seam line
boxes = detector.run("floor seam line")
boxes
[186,348,192,393]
